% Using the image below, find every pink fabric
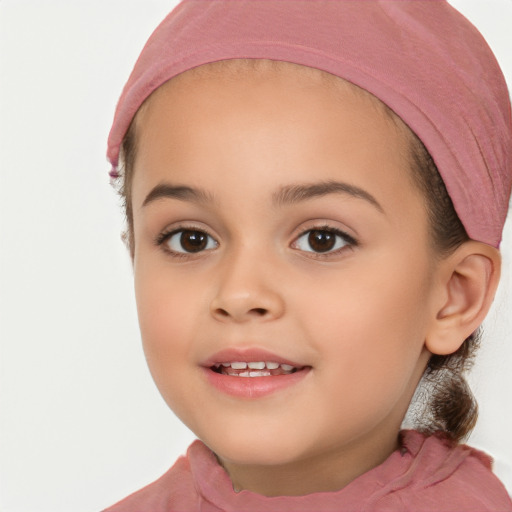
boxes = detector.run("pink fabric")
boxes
[106,0,512,247]
[103,430,512,511]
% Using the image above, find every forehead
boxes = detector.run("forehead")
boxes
[131,59,422,220]
[143,59,403,127]
[135,59,412,165]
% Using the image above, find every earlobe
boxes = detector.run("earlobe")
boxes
[425,242,501,356]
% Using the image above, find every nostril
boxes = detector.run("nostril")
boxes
[211,299,277,321]
[250,308,268,316]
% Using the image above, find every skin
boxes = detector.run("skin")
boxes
[128,63,491,496]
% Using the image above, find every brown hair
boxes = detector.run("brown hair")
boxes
[115,60,477,443]
[406,135,477,442]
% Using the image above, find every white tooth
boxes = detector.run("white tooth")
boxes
[281,364,295,372]
[231,362,248,369]
[248,362,265,370]
[266,362,279,370]
[239,371,250,377]
[221,363,231,367]
[250,371,270,377]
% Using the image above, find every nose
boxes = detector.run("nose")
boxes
[209,250,285,323]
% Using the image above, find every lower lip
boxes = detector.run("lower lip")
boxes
[202,367,311,399]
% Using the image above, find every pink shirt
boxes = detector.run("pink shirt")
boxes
[104,430,512,511]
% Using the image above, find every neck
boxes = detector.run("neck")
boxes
[219,427,401,497]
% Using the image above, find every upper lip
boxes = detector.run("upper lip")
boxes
[201,348,306,369]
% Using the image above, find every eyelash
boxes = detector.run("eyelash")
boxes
[155,225,357,259]
[155,225,218,259]
[292,225,357,258]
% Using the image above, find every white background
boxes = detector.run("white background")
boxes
[0,1,511,510]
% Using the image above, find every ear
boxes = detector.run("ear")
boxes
[425,241,501,356]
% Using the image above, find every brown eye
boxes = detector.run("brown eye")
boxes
[166,229,217,254]
[307,230,337,253]
[294,228,353,254]
[181,230,208,252]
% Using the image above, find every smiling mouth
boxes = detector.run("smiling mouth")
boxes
[211,361,303,377]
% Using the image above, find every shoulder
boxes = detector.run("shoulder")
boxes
[101,441,205,512]
[377,430,512,512]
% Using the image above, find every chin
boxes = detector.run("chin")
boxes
[200,428,314,467]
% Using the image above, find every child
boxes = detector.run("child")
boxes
[104,1,512,510]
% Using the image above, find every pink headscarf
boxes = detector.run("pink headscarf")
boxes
[107,0,512,247]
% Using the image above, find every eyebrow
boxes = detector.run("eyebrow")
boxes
[142,179,383,213]
[272,180,384,213]
[142,183,215,207]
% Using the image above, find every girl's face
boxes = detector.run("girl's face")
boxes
[130,64,441,495]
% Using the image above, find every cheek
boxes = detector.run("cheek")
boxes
[134,272,214,428]
[133,263,203,388]
[298,254,432,384]
[299,270,431,437]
